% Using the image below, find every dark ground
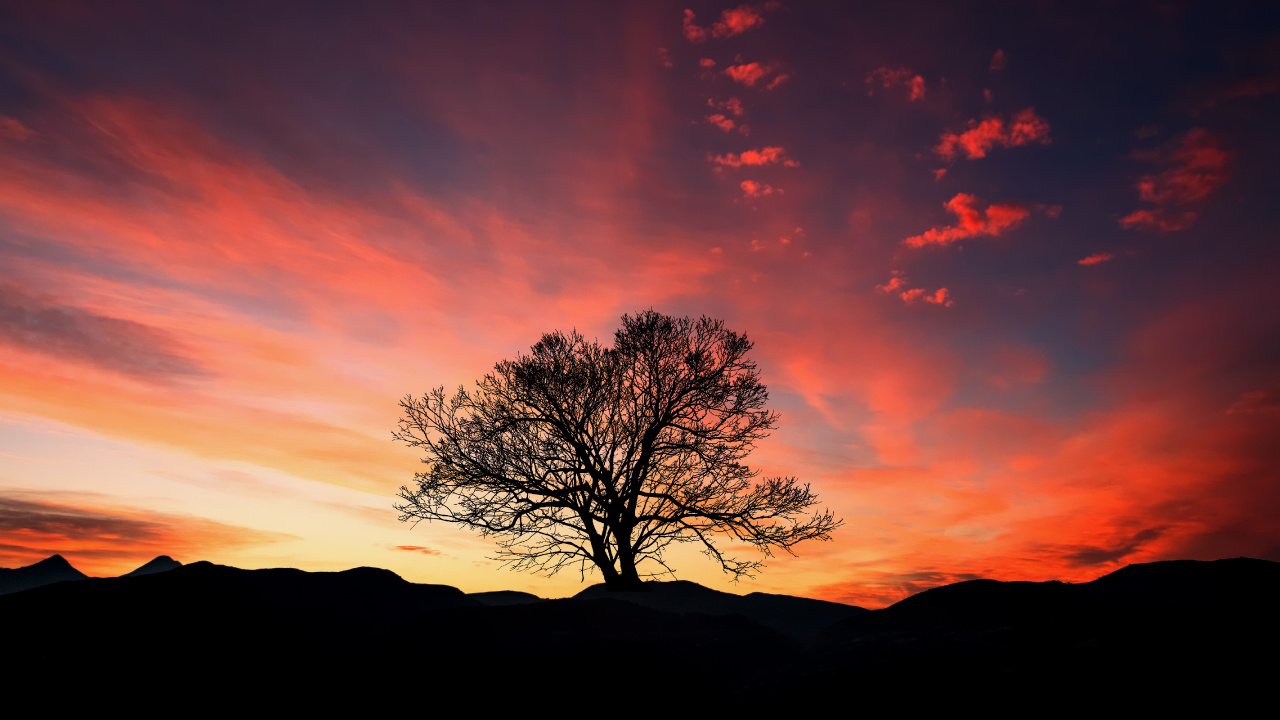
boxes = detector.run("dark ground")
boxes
[2,557,1275,711]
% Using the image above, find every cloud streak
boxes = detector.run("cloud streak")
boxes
[1121,129,1229,232]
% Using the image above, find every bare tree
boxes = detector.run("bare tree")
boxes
[393,310,840,591]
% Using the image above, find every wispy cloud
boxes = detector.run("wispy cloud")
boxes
[1078,252,1114,266]
[1120,128,1229,232]
[866,66,925,101]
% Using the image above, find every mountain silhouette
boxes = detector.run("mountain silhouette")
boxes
[121,555,182,577]
[574,579,866,641]
[1,556,1276,711]
[0,554,88,595]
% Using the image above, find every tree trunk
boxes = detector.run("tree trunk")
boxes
[604,525,647,592]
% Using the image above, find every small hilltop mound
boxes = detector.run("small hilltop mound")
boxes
[468,590,545,606]
[122,555,183,578]
[0,554,89,595]
[574,579,867,641]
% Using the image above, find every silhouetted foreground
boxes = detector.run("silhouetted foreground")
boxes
[1,557,1275,710]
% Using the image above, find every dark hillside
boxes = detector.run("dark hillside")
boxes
[0,554,87,595]
[575,579,866,641]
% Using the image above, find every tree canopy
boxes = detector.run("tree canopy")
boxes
[393,310,839,590]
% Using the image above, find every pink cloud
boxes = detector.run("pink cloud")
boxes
[902,193,1030,248]
[699,57,716,68]
[866,66,926,101]
[657,47,674,69]
[935,108,1051,161]
[1121,128,1229,232]
[709,146,798,168]
[1078,252,1114,266]
[0,117,34,141]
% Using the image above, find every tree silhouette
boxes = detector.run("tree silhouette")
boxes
[393,310,840,590]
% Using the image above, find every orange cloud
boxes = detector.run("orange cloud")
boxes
[1121,129,1229,232]
[709,146,798,168]
[393,545,441,555]
[902,193,1029,248]
[935,108,1051,161]
[901,287,954,307]
[1078,252,1114,266]
[866,66,926,101]
[740,180,776,197]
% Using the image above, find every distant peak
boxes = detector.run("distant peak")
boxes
[122,555,183,578]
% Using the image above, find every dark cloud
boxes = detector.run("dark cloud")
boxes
[0,492,291,572]
[0,283,207,379]
[1061,527,1165,566]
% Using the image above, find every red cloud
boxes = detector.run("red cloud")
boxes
[708,97,744,116]
[699,57,716,68]
[1121,128,1229,232]
[765,73,791,90]
[935,108,1051,161]
[990,49,1007,71]
[709,146,798,168]
[682,9,707,42]
[725,62,783,88]
[866,66,926,101]
[875,274,953,307]
[711,5,766,37]
[683,4,777,43]
[903,193,1030,248]
[706,114,735,132]
[1078,252,1114,266]
[739,180,776,197]
[1119,209,1198,232]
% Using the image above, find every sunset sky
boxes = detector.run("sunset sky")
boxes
[1,1,1278,607]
